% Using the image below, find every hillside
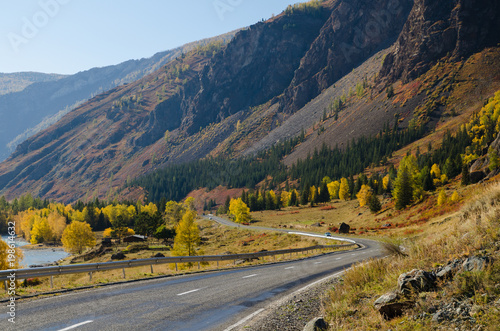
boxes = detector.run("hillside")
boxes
[0,0,499,205]
[0,31,237,162]
[0,72,66,95]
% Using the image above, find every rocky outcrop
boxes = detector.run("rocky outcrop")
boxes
[183,7,331,134]
[279,0,413,113]
[379,0,500,84]
[398,269,436,294]
[374,255,492,320]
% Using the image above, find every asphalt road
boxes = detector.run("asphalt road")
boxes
[1,216,384,331]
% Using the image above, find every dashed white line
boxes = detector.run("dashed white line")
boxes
[314,262,322,264]
[177,288,201,296]
[242,274,258,279]
[285,266,295,270]
[58,320,94,331]
[335,257,342,260]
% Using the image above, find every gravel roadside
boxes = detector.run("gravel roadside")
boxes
[235,276,340,330]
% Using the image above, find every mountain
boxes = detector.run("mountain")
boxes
[0,72,66,95]
[0,0,499,204]
[0,31,237,162]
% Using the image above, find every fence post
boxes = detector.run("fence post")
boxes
[150,265,154,274]
[217,261,219,269]
[175,263,178,272]
[88,272,92,282]
[122,268,126,279]
[4,280,7,292]
[198,262,200,270]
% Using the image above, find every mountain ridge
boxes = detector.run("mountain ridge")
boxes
[0,0,499,204]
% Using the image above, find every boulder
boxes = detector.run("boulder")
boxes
[111,252,126,260]
[152,253,165,258]
[461,256,491,272]
[435,258,463,280]
[469,171,486,184]
[397,269,436,294]
[338,223,350,234]
[303,317,328,331]
[374,291,414,320]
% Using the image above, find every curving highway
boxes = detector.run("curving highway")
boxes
[0,215,384,331]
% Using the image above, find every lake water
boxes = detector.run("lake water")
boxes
[1,235,70,268]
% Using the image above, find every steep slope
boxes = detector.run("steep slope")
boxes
[1,0,500,204]
[379,0,500,84]
[0,31,237,161]
[278,0,413,114]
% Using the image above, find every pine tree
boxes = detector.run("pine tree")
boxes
[368,195,382,213]
[318,181,330,203]
[461,164,470,186]
[393,162,413,210]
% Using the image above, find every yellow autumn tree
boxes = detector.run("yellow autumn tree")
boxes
[339,178,350,201]
[451,191,460,203]
[61,221,96,254]
[281,191,291,207]
[0,239,23,270]
[382,175,390,191]
[437,189,447,206]
[229,198,250,224]
[356,185,373,207]
[30,216,53,244]
[171,210,201,257]
[102,227,134,238]
[430,164,441,178]
[327,181,340,200]
[141,202,158,216]
[47,212,67,241]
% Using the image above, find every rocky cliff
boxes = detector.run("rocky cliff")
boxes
[379,0,500,84]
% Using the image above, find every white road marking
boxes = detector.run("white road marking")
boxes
[285,266,295,270]
[223,308,265,331]
[177,288,201,296]
[242,274,258,279]
[335,257,342,260]
[351,253,357,256]
[314,262,322,264]
[58,320,94,331]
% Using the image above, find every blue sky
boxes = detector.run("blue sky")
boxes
[0,0,300,75]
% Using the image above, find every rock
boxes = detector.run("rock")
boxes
[152,253,165,258]
[469,171,486,184]
[374,291,399,307]
[111,252,126,260]
[374,291,414,320]
[338,222,350,234]
[435,258,463,280]
[461,256,491,272]
[397,269,436,294]
[303,317,328,331]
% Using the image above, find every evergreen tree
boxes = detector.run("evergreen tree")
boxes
[368,195,382,213]
[461,164,470,186]
[301,184,310,205]
[318,181,330,203]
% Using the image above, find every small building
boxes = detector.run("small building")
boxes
[123,235,147,243]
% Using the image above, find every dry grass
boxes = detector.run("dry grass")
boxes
[323,181,500,330]
[2,219,348,300]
